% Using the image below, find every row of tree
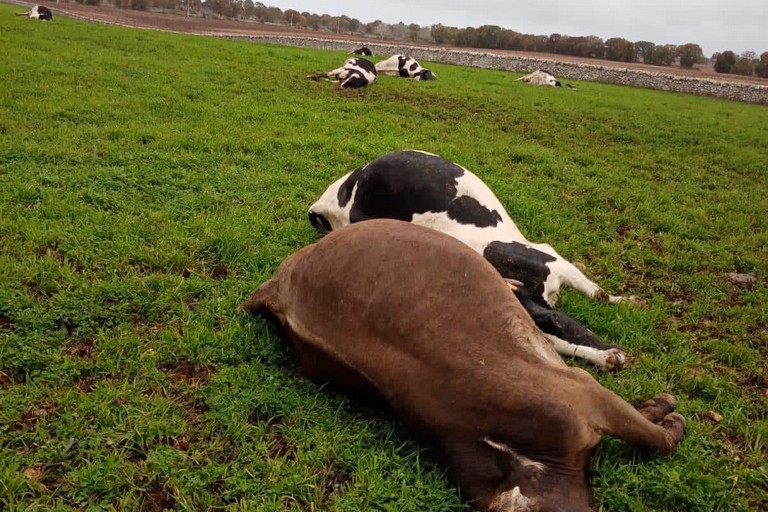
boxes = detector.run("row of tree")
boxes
[713,51,768,77]
[75,0,768,78]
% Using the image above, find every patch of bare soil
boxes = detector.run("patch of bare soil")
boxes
[25,0,768,87]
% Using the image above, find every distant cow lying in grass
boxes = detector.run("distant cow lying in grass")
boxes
[350,46,372,56]
[375,55,437,80]
[309,150,640,369]
[242,219,686,512]
[16,5,53,20]
[307,58,377,89]
[517,69,574,88]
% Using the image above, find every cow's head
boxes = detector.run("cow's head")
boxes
[471,438,594,512]
[414,69,437,80]
[351,46,373,56]
[308,211,332,233]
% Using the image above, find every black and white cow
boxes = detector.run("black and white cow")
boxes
[307,58,377,89]
[351,46,373,56]
[16,5,53,20]
[308,150,640,369]
[375,55,437,80]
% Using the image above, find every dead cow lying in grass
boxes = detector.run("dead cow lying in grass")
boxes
[307,57,377,89]
[308,150,637,369]
[350,46,373,56]
[375,54,437,80]
[16,5,53,20]
[517,69,575,88]
[242,219,686,512]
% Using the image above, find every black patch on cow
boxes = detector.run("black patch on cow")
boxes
[415,69,436,81]
[352,46,372,56]
[554,80,562,87]
[342,73,371,89]
[413,69,437,80]
[513,286,620,350]
[37,6,53,20]
[409,62,419,71]
[337,167,362,208]
[352,58,376,74]
[337,151,467,224]
[340,59,376,89]
[483,241,556,303]
[446,196,502,228]
[397,56,410,77]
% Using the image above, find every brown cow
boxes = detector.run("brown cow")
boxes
[242,219,685,512]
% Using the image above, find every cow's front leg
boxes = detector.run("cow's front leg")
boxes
[546,334,627,370]
[636,393,678,422]
[594,387,686,455]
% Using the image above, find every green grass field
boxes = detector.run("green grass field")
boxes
[1,4,766,511]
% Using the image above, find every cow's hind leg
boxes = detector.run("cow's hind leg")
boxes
[592,385,686,455]
[511,284,628,370]
[637,393,678,422]
[534,243,642,306]
[545,334,626,370]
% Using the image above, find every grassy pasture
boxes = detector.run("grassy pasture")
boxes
[0,4,766,510]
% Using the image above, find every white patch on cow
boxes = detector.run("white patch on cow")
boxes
[545,334,625,370]
[410,211,492,253]
[409,166,525,253]
[489,486,536,512]
[308,171,356,230]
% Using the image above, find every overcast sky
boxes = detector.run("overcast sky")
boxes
[266,0,766,56]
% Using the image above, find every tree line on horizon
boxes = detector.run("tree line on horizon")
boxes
[70,0,768,78]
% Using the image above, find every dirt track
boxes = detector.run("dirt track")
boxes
[14,0,768,91]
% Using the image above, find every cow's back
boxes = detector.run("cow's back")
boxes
[309,151,524,249]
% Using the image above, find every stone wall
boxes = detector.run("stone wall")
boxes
[239,35,768,105]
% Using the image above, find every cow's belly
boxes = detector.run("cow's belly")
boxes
[410,211,520,254]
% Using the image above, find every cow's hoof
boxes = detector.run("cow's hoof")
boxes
[653,393,678,411]
[638,393,678,422]
[661,412,686,444]
[627,295,647,307]
[604,348,629,371]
